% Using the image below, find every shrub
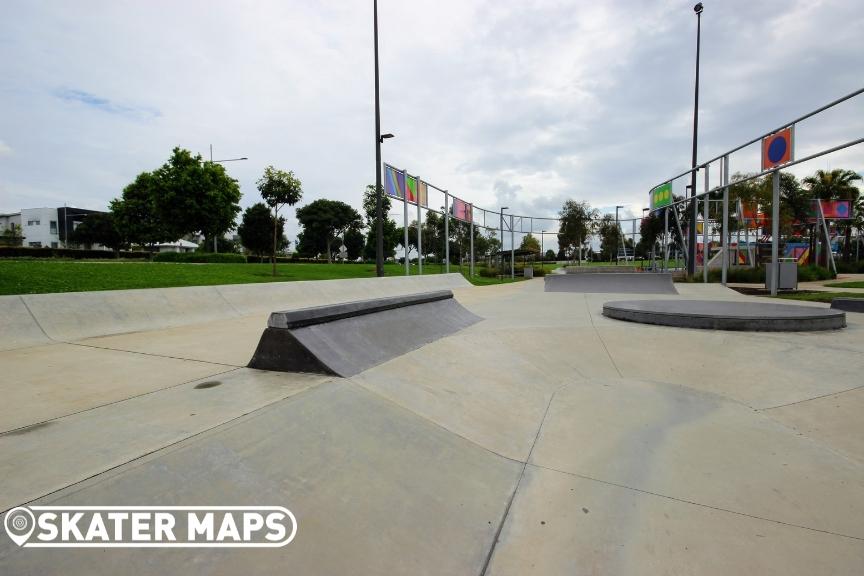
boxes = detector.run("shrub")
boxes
[704,265,834,283]
[152,252,246,263]
[0,246,150,260]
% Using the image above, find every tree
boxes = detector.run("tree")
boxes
[152,147,242,243]
[238,203,286,257]
[296,199,362,263]
[545,249,556,261]
[257,166,303,275]
[520,233,541,255]
[69,213,124,252]
[559,200,598,263]
[110,171,166,247]
[638,212,665,259]
[344,226,365,260]
[596,214,620,261]
[362,184,400,260]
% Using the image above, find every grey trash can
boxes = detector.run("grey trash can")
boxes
[765,259,797,291]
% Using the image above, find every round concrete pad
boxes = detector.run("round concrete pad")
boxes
[603,300,846,331]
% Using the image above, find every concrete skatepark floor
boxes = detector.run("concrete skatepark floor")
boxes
[1,273,863,574]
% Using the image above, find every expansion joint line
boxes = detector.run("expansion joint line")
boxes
[530,463,864,542]
[480,390,557,576]
[584,295,623,378]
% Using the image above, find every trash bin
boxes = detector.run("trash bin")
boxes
[765,259,797,291]
[523,267,534,279]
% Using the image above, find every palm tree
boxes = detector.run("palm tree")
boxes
[802,169,862,263]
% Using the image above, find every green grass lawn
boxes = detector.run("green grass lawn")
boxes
[824,281,864,289]
[774,291,864,304]
[0,260,542,295]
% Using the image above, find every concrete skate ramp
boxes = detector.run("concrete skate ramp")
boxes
[0,274,471,349]
[248,290,482,376]
[545,272,678,294]
[603,299,846,331]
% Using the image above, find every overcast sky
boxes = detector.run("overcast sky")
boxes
[1,0,862,243]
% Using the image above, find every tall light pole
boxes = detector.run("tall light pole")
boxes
[688,2,704,277]
[500,206,508,281]
[540,230,545,271]
[615,205,624,264]
[208,145,247,252]
[373,0,386,277]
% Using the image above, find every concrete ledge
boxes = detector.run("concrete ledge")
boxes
[546,273,678,294]
[564,266,640,273]
[831,298,864,313]
[267,290,454,329]
[603,300,846,332]
[250,291,482,376]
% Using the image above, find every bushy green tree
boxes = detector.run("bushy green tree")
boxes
[110,171,166,247]
[558,200,598,262]
[520,233,541,254]
[69,213,124,252]
[153,147,242,241]
[238,203,286,257]
[296,199,362,263]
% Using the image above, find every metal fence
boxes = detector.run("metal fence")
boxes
[382,163,644,278]
[647,86,864,294]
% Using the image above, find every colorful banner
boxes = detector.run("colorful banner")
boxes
[808,199,852,221]
[406,175,417,203]
[650,183,672,211]
[384,165,404,199]
[417,180,428,207]
[451,198,472,222]
[762,126,794,171]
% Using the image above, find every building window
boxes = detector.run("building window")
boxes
[51,242,59,248]
[29,242,42,248]
[27,220,41,226]
[50,221,58,234]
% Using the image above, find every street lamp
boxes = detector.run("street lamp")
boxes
[500,207,509,281]
[615,205,624,264]
[540,230,546,271]
[208,145,248,252]
[372,0,391,277]
[688,2,704,277]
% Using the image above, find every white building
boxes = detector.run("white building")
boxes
[0,212,22,236]
[11,207,106,248]
[153,239,199,253]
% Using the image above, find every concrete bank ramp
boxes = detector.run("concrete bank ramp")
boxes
[0,274,470,349]
[249,290,482,376]
[545,272,678,294]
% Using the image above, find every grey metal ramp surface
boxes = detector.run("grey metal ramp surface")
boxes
[603,299,846,331]
[831,298,864,313]
[248,291,482,376]
[544,272,678,294]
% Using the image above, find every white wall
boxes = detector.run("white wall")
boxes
[21,207,61,248]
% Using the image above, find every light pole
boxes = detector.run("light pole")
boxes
[208,145,247,252]
[540,230,545,271]
[372,0,395,277]
[500,206,509,281]
[615,205,624,264]
[688,2,704,277]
